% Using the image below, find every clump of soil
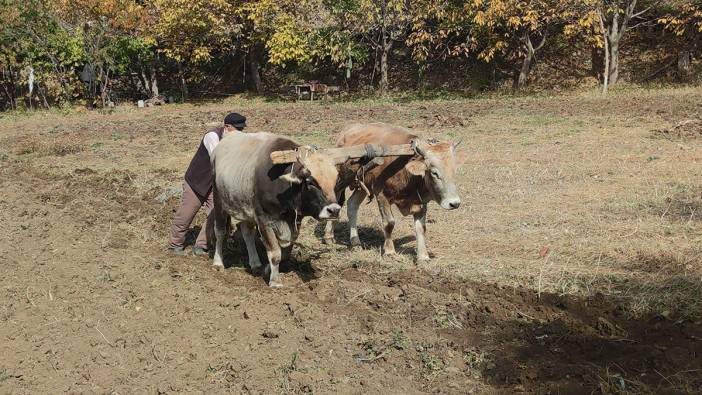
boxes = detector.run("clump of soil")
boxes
[653,118,702,139]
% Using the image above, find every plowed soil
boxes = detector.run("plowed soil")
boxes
[1,88,702,394]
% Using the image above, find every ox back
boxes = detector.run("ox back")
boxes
[337,123,429,210]
[212,132,299,222]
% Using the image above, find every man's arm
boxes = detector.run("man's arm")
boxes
[203,131,220,156]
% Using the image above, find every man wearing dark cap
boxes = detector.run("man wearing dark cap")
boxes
[167,112,247,256]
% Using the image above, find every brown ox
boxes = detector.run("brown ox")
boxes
[324,122,463,261]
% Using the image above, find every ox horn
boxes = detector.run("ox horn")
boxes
[411,138,426,157]
[295,145,319,164]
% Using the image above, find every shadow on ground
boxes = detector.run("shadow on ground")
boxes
[312,220,416,255]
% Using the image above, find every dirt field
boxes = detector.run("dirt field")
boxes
[1,87,702,394]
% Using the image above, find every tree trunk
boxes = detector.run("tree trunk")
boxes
[609,40,620,85]
[27,65,34,110]
[379,45,388,94]
[379,30,392,94]
[248,45,264,95]
[1,82,15,110]
[149,67,159,97]
[602,0,642,87]
[591,41,604,82]
[678,51,692,81]
[138,69,149,95]
[99,66,110,107]
[38,84,49,109]
[178,62,188,101]
[370,46,378,87]
[601,15,610,95]
[514,36,535,90]
[1,65,17,110]
[150,53,160,97]
[249,57,262,94]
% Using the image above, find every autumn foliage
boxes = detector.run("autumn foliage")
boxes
[0,0,700,109]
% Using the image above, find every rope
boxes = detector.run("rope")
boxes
[364,144,376,159]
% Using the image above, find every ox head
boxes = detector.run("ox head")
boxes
[405,138,463,210]
[278,149,341,220]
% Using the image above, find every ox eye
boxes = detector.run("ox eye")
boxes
[306,178,320,188]
[431,169,441,178]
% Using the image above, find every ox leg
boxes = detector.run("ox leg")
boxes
[414,204,430,261]
[240,221,263,275]
[377,195,396,256]
[212,196,228,268]
[323,220,336,245]
[258,222,283,288]
[347,188,368,248]
[324,187,346,245]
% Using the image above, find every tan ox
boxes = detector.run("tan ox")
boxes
[324,122,463,261]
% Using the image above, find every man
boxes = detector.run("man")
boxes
[167,112,247,256]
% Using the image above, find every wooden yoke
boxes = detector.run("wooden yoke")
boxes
[270,143,415,165]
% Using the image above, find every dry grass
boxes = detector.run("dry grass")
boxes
[2,86,702,320]
[12,134,84,156]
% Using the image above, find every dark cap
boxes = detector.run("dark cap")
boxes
[224,112,246,129]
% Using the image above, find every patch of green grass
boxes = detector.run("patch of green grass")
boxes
[463,348,488,373]
[432,306,463,329]
[420,352,446,380]
[0,368,15,382]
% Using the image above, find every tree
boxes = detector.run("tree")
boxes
[598,0,656,86]
[1,0,85,108]
[660,0,702,81]
[237,0,328,93]
[148,0,239,99]
[328,0,412,93]
[406,0,474,64]
[52,0,147,107]
[469,0,586,89]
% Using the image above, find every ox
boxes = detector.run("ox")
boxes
[211,132,341,287]
[324,123,462,261]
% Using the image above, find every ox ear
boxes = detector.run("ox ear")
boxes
[405,158,427,176]
[278,165,310,184]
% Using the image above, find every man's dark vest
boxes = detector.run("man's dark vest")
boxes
[184,127,224,197]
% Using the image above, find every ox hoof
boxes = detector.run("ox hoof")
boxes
[322,237,336,245]
[212,259,225,269]
[268,280,284,288]
[250,264,264,276]
[383,249,397,256]
[416,255,431,263]
[349,237,362,249]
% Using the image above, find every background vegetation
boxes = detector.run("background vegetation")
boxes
[1,0,701,110]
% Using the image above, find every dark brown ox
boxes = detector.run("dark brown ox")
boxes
[324,122,463,261]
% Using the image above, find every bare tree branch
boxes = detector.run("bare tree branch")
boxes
[534,31,548,52]
[631,4,653,19]
[626,19,657,31]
